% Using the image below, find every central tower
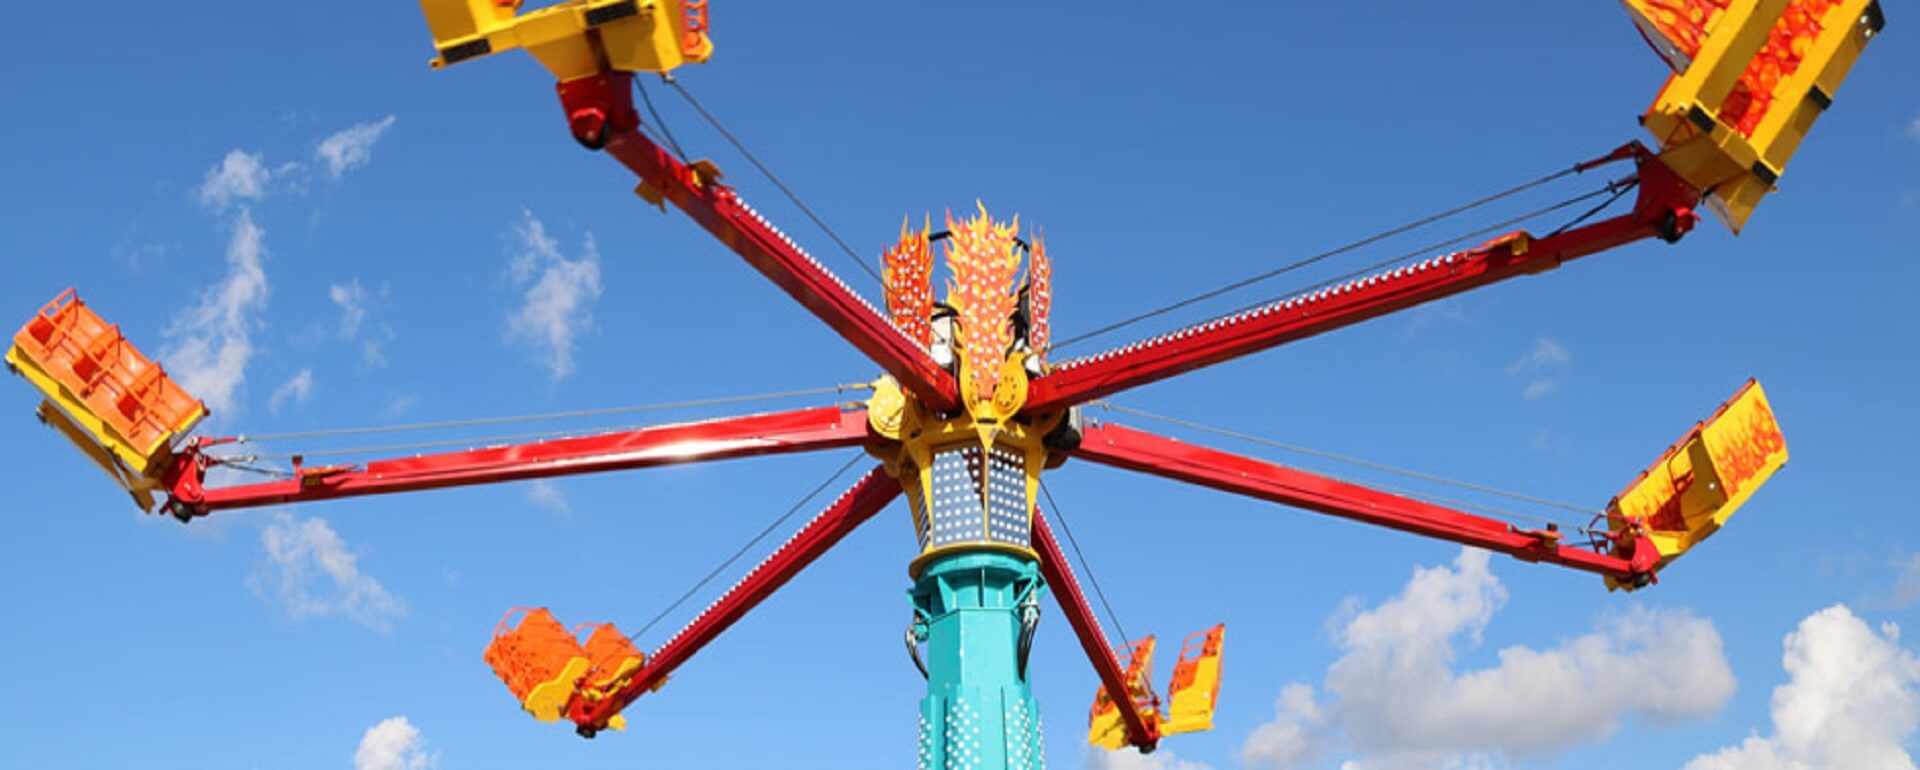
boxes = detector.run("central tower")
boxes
[865,205,1065,769]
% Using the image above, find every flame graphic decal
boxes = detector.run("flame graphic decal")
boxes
[944,203,1022,404]
[882,216,934,346]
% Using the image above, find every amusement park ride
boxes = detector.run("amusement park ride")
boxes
[4,1,1886,768]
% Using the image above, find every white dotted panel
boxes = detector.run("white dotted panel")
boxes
[928,447,983,547]
[985,445,1030,546]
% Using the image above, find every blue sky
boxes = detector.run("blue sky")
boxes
[2,3,1918,769]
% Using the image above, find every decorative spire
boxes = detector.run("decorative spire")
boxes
[943,202,1021,404]
[881,216,934,346]
[1027,228,1052,361]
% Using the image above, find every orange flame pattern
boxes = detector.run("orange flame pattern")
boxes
[881,217,935,346]
[1705,392,1786,499]
[1632,0,1843,137]
[1632,0,1731,68]
[944,203,1022,403]
[1721,0,1841,136]
[1028,229,1053,359]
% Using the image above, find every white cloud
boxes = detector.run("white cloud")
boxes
[268,368,314,414]
[328,279,392,366]
[196,150,272,210]
[1907,117,1920,143]
[1505,337,1570,400]
[1243,683,1327,769]
[1087,747,1212,770]
[506,211,603,380]
[525,479,571,518]
[250,511,405,631]
[330,281,369,338]
[1241,549,1734,769]
[163,209,270,416]
[1894,553,1920,608]
[355,715,433,770]
[1684,604,1920,770]
[381,394,419,418]
[318,116,398,179]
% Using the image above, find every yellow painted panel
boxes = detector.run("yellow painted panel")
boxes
[1608,380,1786,571]
[1639,0,1884,232]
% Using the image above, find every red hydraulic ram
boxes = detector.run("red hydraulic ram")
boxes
[1024,144,1700,414]
[567,466,902,734]
[554,72,961,413]
[166,406,870,517]
[1072,422,1660,584]
[1031,509,1162,752]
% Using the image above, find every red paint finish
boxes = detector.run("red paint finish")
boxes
[568,87,959,411]
[1032,510,1162,752]
[1026,146,1698,414]
[1072,422,1656,583]
[171,406,870,515]
[569,467,902,732]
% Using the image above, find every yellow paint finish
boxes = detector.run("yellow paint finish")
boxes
[522,656,592,721]
[421,0,712,78]
[1088,636,1158,750]
[1638,0,1881,232]
[1161,625,1225,737]
[1607,379,1787,581]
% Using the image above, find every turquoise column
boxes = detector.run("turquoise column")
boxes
[911,551,1047,770]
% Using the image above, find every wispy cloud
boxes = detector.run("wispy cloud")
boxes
[195,150,272,211]
[1241,549,1733,769]
[1504,336,1570,400]
[1907,116,1920,143]
[1684,604,1920,770]
[1087,747,1212,770]
[328,279,394,366]
[355,716,433,770]
[250,511,405,631]
[381,394,419,418]
[525,479,571,519]
[507,211,603,380]
[331,281,368,338]
[1892,552,1920,608]
[163,207,270,416]
[268,368,314,414]
[317,116,398,180]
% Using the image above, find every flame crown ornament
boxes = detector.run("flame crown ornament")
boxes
[881,216,935,346]
[878,202,1052,409]
[944,203,1024,405]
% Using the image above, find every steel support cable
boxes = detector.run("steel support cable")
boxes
[1091,401,1604,524]
[665,77,886,287]
[1038,480,1133,647]
[1048,164,1588,352]
[226,384,863,445]
[1191,180,1633,335]
[634,76,690,162]
[222,405,857,465]
[1547,179,1638,238]
[627,451,867,643]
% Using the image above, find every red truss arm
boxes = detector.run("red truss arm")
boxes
[568,466,902,733]
[1031,509,1161,752]
[1072,422,1658,583]
[1025,144,1700,413]
[166,406,871,517]
[555,73,960,412]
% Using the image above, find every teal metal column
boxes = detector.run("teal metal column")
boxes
[912,551,1047,770]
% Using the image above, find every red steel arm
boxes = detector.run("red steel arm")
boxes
[1024,145,1700,413]
[165,406,871,517]
[554,73,960,412]
[1072,422,1659,583]
[1031,508,1161,752]
[569,466,902,733]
